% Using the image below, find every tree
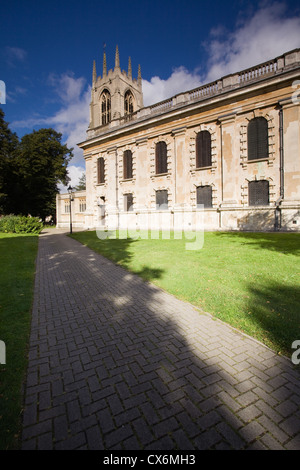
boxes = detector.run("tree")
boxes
[13,128,73,219]
[0,109,19,213]
[74,172,86,191]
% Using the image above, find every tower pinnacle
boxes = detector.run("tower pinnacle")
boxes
[92,60,97,85]
[115,45,120,70]
[128,57,132,79]
[138,64,142,86]
[103,51,107,77]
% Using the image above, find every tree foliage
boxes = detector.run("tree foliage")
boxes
[74,172,86,191]
[0,110,73,219]
[0,109,19,213]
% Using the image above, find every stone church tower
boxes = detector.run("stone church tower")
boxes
[88,46,143,132]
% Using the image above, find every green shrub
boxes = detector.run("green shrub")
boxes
[0,215,20,233]
[0,214,43,234]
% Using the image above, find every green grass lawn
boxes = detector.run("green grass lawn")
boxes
[0,233,38,450]
[71,230,300,359]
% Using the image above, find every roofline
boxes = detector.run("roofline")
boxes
[78,48,300,150]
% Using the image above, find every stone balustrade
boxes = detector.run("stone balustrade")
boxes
[86,49,300,140]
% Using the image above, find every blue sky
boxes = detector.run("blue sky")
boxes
[1,0,300,188]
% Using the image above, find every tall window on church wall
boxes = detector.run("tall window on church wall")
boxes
[196,131,212,168]
[247,117,268,161]
[123,150,133,179]
[97,157,105,184]
[124,91,134,116]
[101,90,111,125]
[155,141,168,175]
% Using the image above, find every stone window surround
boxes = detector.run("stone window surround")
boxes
[240,110,275,169]
[149,136,172,180]
[118,145,137,184]
[190,181,217,208]
[95,154,107,187]
[189,124,217,175]
[151,186,172,209]
[241,175,275,206]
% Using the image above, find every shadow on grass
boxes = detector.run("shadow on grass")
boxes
[245,281,300,357]
[71,231,165,282]
[215,231,300,255]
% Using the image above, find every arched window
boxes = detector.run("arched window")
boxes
[248,180,269,206]
[196,131,212,168]
[155,141,168,175]
[123,150,133,179]
[101,90,111,125]
[97,157,105,184]
[124,90,134,115]
[196,186,213,208]
[248,117,268,161]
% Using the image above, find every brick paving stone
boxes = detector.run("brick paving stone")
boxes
[258,415,290,444]
[153,417,180,439]
[104,424,134,448]
[237,404,262,423]
[21,230,300,450]
[194,429,223,450]
[260,434,285,450]
[216,421,246,449]
[279,415,300,436]
[22,438,37,450]
[85,425,105,450]
[23,402,37,427]
[139,402,161,426]
[55,432,87,450]
[198,410,222,430]
[37,432,53,450]
[238,421,265,443]
[285,435,300,450]
[236,390,259,407]
[132,417,155,446]
[256,400,283,423]
[69,414,97,435]
[145,435,175,450]
[54,414,69,442]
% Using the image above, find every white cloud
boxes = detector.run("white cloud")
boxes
[204,1,300,82]
[46,73,90,165]
[48,73,87,104]
[142,2,300,104]
[12,72,91,172]
[142,66,202,106]
[58,164,85,193]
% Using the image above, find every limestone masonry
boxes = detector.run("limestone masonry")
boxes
[56,47,300,232]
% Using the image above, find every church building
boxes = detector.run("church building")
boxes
[56,47,300,233]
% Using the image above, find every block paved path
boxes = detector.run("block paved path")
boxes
[21,229,300,450]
